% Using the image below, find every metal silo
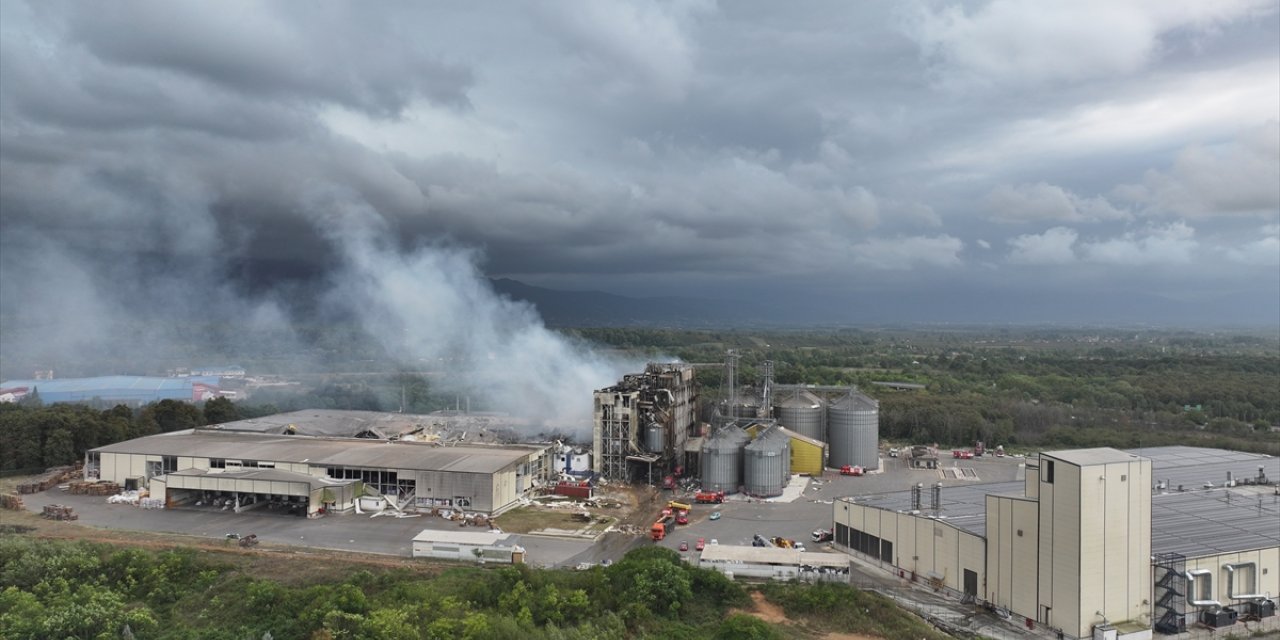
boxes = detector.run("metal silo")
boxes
[773,390,825,442]
[826,390,879,470]
[701,426,748,493]
[743,425,790,497]
[644,422,665,453]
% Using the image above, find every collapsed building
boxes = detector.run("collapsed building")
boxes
[592,363,699,482]
[85,409,555,516]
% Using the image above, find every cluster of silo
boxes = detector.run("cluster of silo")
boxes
[772,390,824,442]
[827,391,879,470]
[700,425,750,492]
[771,387,880,470]
[743,425,791,497]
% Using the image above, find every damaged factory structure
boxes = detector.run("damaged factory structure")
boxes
[85,409,555,517]
[592,363,699,483]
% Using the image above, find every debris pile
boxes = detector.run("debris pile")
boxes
[107,491,146,505]
[41,504,77,521]
[140,498,165,510]
[0,494,24,510]
[17,465,81,494]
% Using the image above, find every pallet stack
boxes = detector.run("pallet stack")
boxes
[68,481,121,496]
[41,504,78,521]
[16,465,82,494]
[0,493,24,510]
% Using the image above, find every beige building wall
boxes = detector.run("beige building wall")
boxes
[986,495,1039,617]
[1183,547,1280,605]
[1039,452,1152,639]
[834,500,984,596]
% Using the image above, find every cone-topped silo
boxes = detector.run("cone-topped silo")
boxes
[826,390,879,469]
[701,425,749,493]
[772,389,825,442]
[743,424,791,497]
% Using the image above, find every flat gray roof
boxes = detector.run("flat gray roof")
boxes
[1042,447,1144,466]
[93,430,545,474]
[840,446,1280,557]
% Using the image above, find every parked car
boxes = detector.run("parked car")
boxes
[678,541,689,552]
[709,539,718,545]
[696,537,706,551]
[709,511,722,520]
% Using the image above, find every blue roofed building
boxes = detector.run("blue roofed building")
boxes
[0,375,223,406]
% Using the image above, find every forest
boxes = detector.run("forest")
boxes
[0,537,948,640]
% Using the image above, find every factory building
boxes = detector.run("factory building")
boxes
[592,363,699,482]
[832,446,1280,639]
[0,375,224,406]
[86,413,555,516]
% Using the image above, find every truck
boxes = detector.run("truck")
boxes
[952,450,974,459]
[839,465,865,476]
[650,515,676,541]
[888,447,900,458]
[811,528,833,542]
[667,500,691,511]
[695,490,725,504]
[771,536,796,549]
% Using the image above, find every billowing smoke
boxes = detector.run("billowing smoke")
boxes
[317,197,634,432]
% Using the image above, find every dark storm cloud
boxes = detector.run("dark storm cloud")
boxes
[1,0,1277,336]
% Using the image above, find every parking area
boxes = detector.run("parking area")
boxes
[22,488,593,568]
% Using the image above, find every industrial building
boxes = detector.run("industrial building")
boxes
[770,385,880,471]
[832,446,1280,639]
[592,363,699,482]
[85,411,555,516]
[0,375,224,405]
[411,529,525,564]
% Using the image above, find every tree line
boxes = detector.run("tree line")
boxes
[0,538,949,640]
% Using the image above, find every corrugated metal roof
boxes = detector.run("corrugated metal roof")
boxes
[92,430,545,474]
[699,544,850,567]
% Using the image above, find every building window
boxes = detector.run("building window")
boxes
[1044,460,1054,484]
[210,459,226,469]
[1120,474,1127,482]
[1016,529,1023,537]
[161,456,178,473]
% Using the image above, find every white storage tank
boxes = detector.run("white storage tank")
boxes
[743,425,791,497]
[701,426,749,492]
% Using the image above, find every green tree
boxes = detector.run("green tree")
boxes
[202,397,240,425]
[42,428,76,467]
[714,614,781,640]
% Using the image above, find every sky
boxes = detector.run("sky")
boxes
[2,0,1278,335]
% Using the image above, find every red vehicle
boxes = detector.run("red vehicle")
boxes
[662,475,676,490]
[678,541,689,552]
[696,537,706,551]
[839,465,865,476]
[695,490,726,504]
[952,450,974,459]
[650,515,676,541]
[675,510,689,525]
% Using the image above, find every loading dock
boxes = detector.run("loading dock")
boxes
[153,468,358,517]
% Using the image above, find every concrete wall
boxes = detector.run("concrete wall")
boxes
[986,495,1040,617]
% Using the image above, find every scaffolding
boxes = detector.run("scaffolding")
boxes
[1153,552,1187,635]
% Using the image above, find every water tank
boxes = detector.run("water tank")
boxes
[827,391,879,469]
[644,422,665,453]
[773,390,825,442]
[701,426,749,492]
[744,426,791,497]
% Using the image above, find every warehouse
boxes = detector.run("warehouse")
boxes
[411,529,526,564]
[0,375,223,405]
[832,446,1280,639]
[87,425,554,516]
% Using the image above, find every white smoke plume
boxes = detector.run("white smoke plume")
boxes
[317,198,635,433]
